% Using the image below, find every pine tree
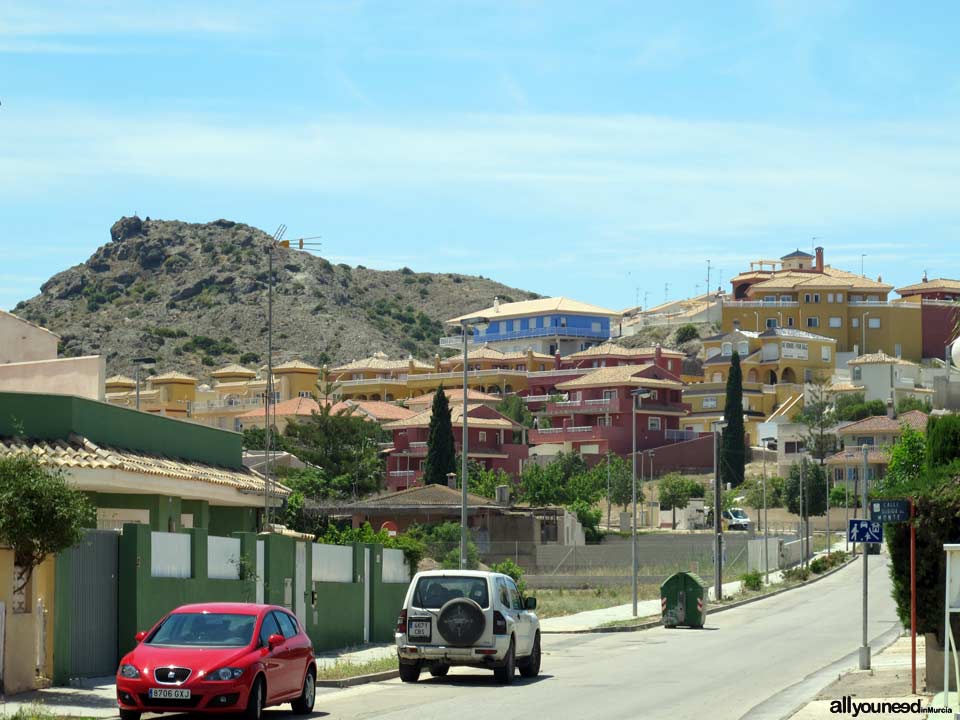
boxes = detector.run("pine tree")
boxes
[721,351,746,487]
[424,385,457,485]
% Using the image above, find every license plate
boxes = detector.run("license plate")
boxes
[409,620,431,638]
[149,688,191,699]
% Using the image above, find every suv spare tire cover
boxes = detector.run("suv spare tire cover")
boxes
[437,598,486,647]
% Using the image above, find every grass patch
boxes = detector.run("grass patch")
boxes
[598,614,661,629]
[533,585,660,619]
[4,704,96,720]
[315,655,397,680]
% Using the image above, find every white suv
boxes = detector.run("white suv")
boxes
[395,570,541,684]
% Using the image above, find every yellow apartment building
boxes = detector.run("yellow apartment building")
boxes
[105,371,197,417]
[330,352,436,401]
[681,326,836,442]
[723,247,922,360]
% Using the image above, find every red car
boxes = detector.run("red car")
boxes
[116,602,316,720]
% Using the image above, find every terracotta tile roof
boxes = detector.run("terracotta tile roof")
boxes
[748,267,892,292]
[345,400,416,422]
[837,410,928,436]
[829,382,865,393]
[566,342,684,359]
[826,447,889,466]
[383,404,518,430]
[237,396,321,419]
[848,351,917,367]
[555,364,683,390]
[448,296,621,323]
[896,278,960,295]
[353,483,493,508]
[211,363,257,378]
[331,352,434,372]
[105,374,137,387]
[0,434,287,497]
[150,371,198,383]
[273,359,320,372]
[405,389,502,407]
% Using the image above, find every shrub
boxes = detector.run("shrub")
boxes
[675,324,699,344]
[239,352,260,365]
[782,566,810,582]
[809,556,830,574]
[491,558,527,594]
[827,550,849,566]
[740,570,762,592]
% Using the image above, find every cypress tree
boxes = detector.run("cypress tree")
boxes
[721,351,746,487]
[423,385,457,485]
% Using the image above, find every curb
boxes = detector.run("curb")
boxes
[541,555,857,635]
[315,669,399,688]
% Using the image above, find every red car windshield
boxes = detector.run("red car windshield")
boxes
[148,612,257,647]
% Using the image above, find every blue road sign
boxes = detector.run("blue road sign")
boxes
[848,519,883,544]
[869,500,910,523]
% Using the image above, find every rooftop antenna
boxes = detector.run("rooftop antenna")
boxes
[643,291,649,309]
[706,259,711,298]
[664,283,670,302]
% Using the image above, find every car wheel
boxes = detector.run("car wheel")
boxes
[291,667,316,714]
[119,710,141,720]
[518,632,541,678]
[243,676,265,720]
[429,663,450,678]
[493,638,515,685]
[399,660,421,683]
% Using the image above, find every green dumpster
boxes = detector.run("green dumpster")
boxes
[660,571,709,628]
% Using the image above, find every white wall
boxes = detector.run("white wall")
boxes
[382,548,410,584]
[0,311,58,363]
[0,355,105,400]
[312,543,353,583]
[151,532,192,578]
[208,536,241,580]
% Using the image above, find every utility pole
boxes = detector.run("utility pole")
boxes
[713,421,726,602]
[859,444,871,670]
[606,452,612,530]
[706,259,711,297]
[631,390,650,617]
[800,459,806,567]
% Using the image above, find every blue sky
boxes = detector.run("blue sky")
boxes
[3,1,960,312]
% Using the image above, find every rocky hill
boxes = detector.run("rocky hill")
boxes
[14,217,539,377]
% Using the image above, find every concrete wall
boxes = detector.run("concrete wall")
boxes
[0,311,58,363]
[643,435,714,474]
[0,356,105,401]
[0,550,56,694]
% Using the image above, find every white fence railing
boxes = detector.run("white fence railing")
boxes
[312,543,354,583]
[152,532,191,578]
[382,548,411,584]
[208,536,241,580]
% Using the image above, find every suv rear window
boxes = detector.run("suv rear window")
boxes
[412,576,489,609]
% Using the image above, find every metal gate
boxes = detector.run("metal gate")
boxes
[67,530,119,678]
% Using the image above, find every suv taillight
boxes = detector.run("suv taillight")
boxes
[397,609,407,634]
[493,611,507,635]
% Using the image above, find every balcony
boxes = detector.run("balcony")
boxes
[847,300,918,308]
[407,368,527,384]
[439,326,611,347]
[545,396,623,415]
[529,424,617,444]
[664,429,703,443]
[192,397,265,413]
[523,393,569,403]
[724,300,799,308]
[337,375,409,387]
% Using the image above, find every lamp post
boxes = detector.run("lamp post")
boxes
[458,316,489,568]
[132,356,156,411]
[631,389,651,617]
[606,451,612,531]
[761,436,775,584]
[712,420,727,602]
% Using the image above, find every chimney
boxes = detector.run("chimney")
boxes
[493,296,500,311]
[655,343,663,368]
[886,397,895,420]
[446,472,458,489]
[554,351,562,370]
[922,270,929,283]
[733,319,741,331]
[815,246,824,273]
[495,484,511,506]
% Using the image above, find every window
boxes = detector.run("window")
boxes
[780,295,792,303]
[806,317,820,328]
[275,611,299,638]
[597,416,612,427]
[782,341,809,359]
[479,431,487,442]
[836,293,844,303]
[602,389,616,400]
[829,317,842,328]
[851,317,860,328]
[413,576,490,609]
[867,295,879,301]
[650,389,659,400]
[668,360,674,370]
[821,346,832,362]
[721,342,732,356]
[804,369,813,382]
[703,397,717,409]
[648,416,662,431]
[827,293,834,303]
[850,295,863,302]
[591,321,601,332]
[766,318,779,329]
[505,579,524,610]
[233,418,242,432]
[498,580,510,608]
[506,320,514,332]
[868,317,881,329]
[737,341,750,355]
[787,316,795,327]
[298,391,312,398]
[804,293,812,303]
[895,344,902,358]
[560,317,567,328]
[853,367,862,381]
[813,293,820,303]
[711,372,722,382]
[764,295,776,304]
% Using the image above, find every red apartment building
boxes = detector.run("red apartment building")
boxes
[895,275,960,360]
[383,404,528,491]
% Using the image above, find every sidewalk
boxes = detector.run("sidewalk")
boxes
[790,634,931,719]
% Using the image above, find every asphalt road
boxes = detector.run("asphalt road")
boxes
[306,555,900,720]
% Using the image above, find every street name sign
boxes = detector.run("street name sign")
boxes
[869,500,910,523]
[848,519,883,544]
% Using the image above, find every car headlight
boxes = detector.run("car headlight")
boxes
[119,664,140,679]
[209,667,244,681]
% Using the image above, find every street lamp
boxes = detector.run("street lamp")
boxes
[712,419,727,603]
[132,356,156,411]
[631,389,651,617]
[761,436,776,585]
[458,315,489,569]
